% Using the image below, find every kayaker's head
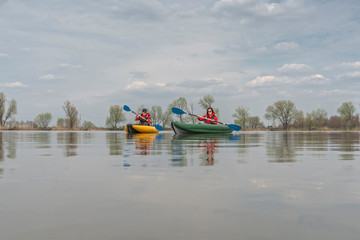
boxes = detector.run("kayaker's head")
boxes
[142,108,147,113]
[207,107,214,115]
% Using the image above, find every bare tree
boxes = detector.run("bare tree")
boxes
[292,110,304,129]
[0,92,17,126]
[150,106,163,125]
[265,100,298,130]
[106,105,126,129]
[63,100,78,129]
[248,116,263,128]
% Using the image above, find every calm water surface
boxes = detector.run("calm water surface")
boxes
[0,131,359,240]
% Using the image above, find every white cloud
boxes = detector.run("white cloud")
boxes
[337,71,360,78]
[247,75,287,87]
[278,63,313,72]
[59,63,82,68]
[0,52,9,57]
[212,0,301,17]
[341,61,360,68]
[39,74,55,80]
[156,82,166,87]
[247,74,329,87]
[38,74,64,80]
[275,42,299,51]
[125,81,148,90]
[301,74,329,84]
[320,89,357,96]
[0,81,28,88]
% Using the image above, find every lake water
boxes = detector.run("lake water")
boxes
[0,130,359,240]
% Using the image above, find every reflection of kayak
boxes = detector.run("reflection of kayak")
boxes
[125,133,158,140]
[125,124,159,134]
[171,122,233,134]
[173,133,233,140]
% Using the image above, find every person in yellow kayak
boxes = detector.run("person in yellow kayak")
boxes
[135,108,152,125]
[197,107,218,125]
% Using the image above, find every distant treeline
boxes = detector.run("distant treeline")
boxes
[1,92,359,130]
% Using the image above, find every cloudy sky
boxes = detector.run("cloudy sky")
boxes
[1,0,360,126]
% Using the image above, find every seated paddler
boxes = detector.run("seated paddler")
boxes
[197,107,218,125]
[135,108,152,125]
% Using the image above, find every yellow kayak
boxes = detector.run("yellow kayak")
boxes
[125,124,159,134]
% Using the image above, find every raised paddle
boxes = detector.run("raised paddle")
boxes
[123,105,163,131]
[171,107,242,131]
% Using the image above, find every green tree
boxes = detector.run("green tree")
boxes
[57,118,66,127]
[265,100,298,130]
[34,113,52,129]
[232,106,249,129]
[199,95,215,110]
[106,105,126,129]
[0,92,17,126]
[63,100,78,129]
[82,121,96,130]
[337,102,356,128]
[170,97,192,123]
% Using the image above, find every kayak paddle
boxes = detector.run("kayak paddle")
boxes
[123,105,163,131]
[171,107,242,131]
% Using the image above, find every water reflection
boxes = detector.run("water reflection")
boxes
[105,132,124,155]
[0,132,17,160]
[34,132,51,149]
[329,132,360,161]
[126,133,158,155]
[0,132,3,162]
[57,132,79,157]
[172,133,238,166]
[266,132,297,162]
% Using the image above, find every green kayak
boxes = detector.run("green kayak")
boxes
[171,122,233,134]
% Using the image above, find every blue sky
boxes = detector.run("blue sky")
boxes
[1,0,360,126]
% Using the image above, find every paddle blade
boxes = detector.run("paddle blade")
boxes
[154,125,163,131]
[123,105,131,112]
[172,107,186,115]
[227,124,242,131]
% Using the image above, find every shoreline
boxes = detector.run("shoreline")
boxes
[1,127,360,132]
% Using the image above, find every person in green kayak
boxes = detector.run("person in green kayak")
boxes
[197,107,218,125]
[135,108,152,125]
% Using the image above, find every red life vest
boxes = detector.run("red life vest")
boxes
[136,113,151,125]
[198,112,218,125]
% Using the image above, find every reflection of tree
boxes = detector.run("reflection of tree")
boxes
[0,132,17,162]
[6,132,17,159]
[36,132,51,149]
[236,133,258,163]
[0,132,3,162]
[302,132,328,151]
[329,132,360,160]
[106,132,124,155]
[57,132,78,157]
[266,132,297,162]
